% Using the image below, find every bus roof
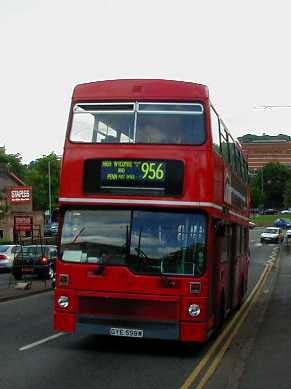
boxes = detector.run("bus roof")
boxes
[72,79,209,102]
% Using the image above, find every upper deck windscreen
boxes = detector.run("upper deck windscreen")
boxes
[70,103,205,145]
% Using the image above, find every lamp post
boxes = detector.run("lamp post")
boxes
[253,105,291,110]
[48,160,52,225]
[47,154,62,225]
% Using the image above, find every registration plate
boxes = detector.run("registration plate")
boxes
[110,327,144,338]
[23,267,33,272]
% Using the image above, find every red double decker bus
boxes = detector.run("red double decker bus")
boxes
[54,79,250,343]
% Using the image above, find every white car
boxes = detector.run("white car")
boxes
[281,209,291,214]
[0,245,21,271]
[286,229,291,239]
[260,227,284,243]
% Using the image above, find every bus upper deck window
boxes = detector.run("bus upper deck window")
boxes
[70,104,135,144]
[70,102,206,145]
[136,103,205,145]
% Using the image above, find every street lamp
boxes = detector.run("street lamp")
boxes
[253,105,291,110]
[48,160,52,225]
[47,155,62,225]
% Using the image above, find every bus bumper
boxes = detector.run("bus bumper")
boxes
[54,312,76,333]
[54,312,210,343]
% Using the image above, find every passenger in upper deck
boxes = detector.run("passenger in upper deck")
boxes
[137,123,169,144]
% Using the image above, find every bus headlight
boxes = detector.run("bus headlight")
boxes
[58,296,70,309]
[188,304,201,317]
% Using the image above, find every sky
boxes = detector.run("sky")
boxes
[1,0,291,163]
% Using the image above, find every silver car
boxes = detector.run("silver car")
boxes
[0,245,21,271]
[260,227,284,243]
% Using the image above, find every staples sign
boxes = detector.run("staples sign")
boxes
[10,186,32,203]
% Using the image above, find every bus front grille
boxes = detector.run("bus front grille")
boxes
[78,296,179,321]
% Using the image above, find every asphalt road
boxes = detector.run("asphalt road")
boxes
[247,228,279,292]
[0,229,280,389]
[0,271,10,288]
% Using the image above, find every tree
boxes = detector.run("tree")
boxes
[250,184,265,208]
[0,151,27,179]
[238,133,291,144]
[25,153,61,211]
[0,189,11,219]
[263,163,291,208]
[250,163,291,209]
[283,179,291,208]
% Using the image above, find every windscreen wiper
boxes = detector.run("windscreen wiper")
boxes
[72,227,86,243]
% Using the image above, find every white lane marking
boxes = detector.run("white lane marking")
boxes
[19,332,64,351]
[0,290,52,305]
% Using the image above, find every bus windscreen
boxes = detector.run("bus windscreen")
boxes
[60,209,207,277]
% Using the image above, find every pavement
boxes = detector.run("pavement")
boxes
[0,275,53,303]
[238,244,291,389]
[207,242,291,389]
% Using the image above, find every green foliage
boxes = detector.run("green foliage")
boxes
[250,163,291,209]
[0,152,27,179]
[250,184,265,208]
[0,149,61,213]
[0,189,11,215]
[252,214,281,227]
[24,153,61,211]
[283,179,291,208]
[0,240,14,244]
[238,133,291,143]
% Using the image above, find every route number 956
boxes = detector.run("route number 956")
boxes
[141,162,165,180]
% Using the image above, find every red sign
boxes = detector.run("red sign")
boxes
[9,186,32,203]
[14,216,33,232]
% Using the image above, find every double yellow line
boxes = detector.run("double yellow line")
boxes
[181,254,278,389]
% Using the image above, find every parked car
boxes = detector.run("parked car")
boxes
[50,222,59,235]
[274,218,291,229]
[44,224,51,236]
[264,209,277,215]
[260,227,284,243]
[12,245,57,280]
[44,222,59,236]
[280,209,291,214]
[0,245,21,271]
[286,229,291,241]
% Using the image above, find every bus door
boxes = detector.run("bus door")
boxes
[214,221,232,317]
[229,224,241,309]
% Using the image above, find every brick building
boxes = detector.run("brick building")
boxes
[0,162,43,241]
[239,135,291,171]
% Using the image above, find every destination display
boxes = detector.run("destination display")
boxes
[101,160,166,189]
[84,159,184,196]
